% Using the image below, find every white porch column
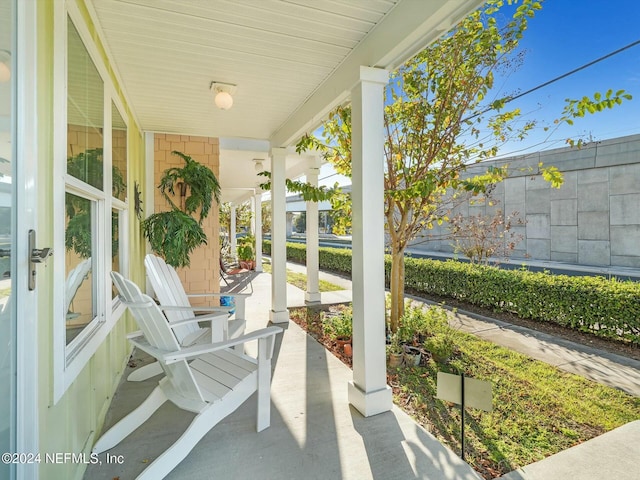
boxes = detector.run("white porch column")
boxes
[305,164,321,304]
[286,213,294,236]
[254,192,263,273]
[230,204,237,257]
[348,66,392,417]
[270,147,289,323]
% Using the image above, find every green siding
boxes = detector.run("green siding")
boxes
[36,1,145,479]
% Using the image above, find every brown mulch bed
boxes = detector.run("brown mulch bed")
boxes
[289,305,354,368]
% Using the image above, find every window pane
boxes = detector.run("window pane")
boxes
[65,192,96,345]
[112,102,127,200]
[111,209,120,299]
[67,17,103,190]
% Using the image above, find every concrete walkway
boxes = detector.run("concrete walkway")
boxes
[497,420,640,480]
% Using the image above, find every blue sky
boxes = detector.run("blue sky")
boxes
[490,0,640,158]
[317,0,640,187]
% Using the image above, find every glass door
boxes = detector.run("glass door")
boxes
[0,0,15,477]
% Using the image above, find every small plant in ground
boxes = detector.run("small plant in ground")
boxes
[321,306,352,340]
[396,302,458,363]
[424,333,457,363]
[399,302,451,340]
[397,302,424,345]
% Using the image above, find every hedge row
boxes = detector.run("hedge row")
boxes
[263,240,354,275]
[263,240,640,343]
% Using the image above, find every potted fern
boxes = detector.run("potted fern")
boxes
[142,151,220,268]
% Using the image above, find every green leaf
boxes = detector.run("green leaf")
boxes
[141,211,207,267]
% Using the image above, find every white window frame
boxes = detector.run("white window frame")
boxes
[52,1,129,403]
[110,203,128,318]
[110,98,129,317]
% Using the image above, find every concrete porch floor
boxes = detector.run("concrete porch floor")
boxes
[84,271,480,480]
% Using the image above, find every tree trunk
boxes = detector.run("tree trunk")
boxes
[390,247,406,333]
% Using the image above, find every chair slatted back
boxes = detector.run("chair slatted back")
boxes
[145,255,199,342]
[110,271,205,402]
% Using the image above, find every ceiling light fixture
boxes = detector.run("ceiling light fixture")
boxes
[253,159,264,172]
[0,50,11,83]
[210,81,237,110]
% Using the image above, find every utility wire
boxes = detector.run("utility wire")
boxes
[317,39,640,181]
[464,38,640,122]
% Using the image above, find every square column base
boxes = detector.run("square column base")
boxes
[348,382,392,417]
[305,292,321,304]
[269,309,290,324]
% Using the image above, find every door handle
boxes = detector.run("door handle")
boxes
[29,229,53,290]
[31,247,53,264]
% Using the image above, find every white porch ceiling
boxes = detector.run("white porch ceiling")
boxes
[89,0,483,203]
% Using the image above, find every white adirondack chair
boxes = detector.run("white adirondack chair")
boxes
[128,254,251,381]
[97,272,281,480]
[145,253,249,337]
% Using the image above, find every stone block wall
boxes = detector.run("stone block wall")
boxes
[419,134,640,268]
[153,134,220,305]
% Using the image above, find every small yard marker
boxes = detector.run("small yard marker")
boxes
[436,372,493,461]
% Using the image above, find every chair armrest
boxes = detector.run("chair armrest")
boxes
[184,293,249,320]
[166,316,203,328]
[161,305,231,314]
[128,336,168,361]
[166,312,228,328]
[163,326,282,363]
[186,292,251,299]
[167,312,229,343]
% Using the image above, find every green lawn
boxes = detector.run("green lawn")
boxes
[393,328,640,478]
[261,263,344,292]
[289,306,640,479]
